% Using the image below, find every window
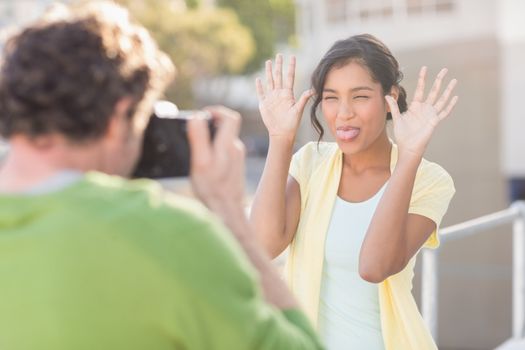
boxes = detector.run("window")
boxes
[407,0,424,14]
[325,0,347,22]
[359,0,394,21]
[322,0,454,25]
[406,0,455,16]
[435,0,454,13]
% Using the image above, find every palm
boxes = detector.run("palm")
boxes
[256,55,313,140]
[259,88,298,133]
[388,67,458,157]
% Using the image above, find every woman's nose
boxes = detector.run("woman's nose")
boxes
[337,103,354,120]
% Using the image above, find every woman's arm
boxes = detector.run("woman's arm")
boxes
[250,54,313,258]
[359,67,458,283]
[251,139,302,258]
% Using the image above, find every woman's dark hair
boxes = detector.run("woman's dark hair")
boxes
[310,34,408,141]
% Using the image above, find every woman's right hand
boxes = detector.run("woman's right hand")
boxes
[255,54,314,142]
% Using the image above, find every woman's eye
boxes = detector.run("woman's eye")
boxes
[354,96,369,99]
[323,96,337,100]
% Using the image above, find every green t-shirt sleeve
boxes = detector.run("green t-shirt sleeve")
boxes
[170,213,323,350]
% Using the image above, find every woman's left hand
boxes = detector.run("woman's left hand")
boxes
[386,66,458,159]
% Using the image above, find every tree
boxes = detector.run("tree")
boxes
[216,0,296,73]
[117,0,255,107]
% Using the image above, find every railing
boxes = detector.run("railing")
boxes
[421,200,525,347]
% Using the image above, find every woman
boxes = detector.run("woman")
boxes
[250,34,457,349]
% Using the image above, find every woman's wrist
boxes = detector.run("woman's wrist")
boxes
[395,149,423,171]
[396,145,425,163]
[269,133,296,147]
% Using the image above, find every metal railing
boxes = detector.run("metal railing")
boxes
[421,200,525,344]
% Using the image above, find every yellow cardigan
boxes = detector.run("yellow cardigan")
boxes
[285,142,455,350]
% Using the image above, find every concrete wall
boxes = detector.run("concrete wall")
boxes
[499,0,525,178]
[401,38,511,350]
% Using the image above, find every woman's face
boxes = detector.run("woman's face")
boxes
[321,61,389,155]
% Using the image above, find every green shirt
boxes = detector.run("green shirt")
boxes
[0,172,322,350]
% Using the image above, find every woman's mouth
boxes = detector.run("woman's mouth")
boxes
[336,127,360,141]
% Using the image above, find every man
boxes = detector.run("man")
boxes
[0,2,322,349]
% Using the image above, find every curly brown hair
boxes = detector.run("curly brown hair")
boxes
[0,1,175,142]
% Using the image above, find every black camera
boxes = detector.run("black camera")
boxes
[131,101,215,179]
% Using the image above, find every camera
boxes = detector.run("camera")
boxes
[131,101,215,179]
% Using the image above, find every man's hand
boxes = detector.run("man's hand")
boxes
[187,106,246,229]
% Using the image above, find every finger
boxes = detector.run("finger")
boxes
[231,139,246,177]
[255,77,265,100]
[204,106,241,173]
[232,139,246,162]
[434,78,458,112]
[438,95,458,120]
[230,139,246,199]
[265,60,274,90]
[274,54,283,89]
[205,106,241,148]
[284,55,296,90]
[295,88,314,114]
[425,68,447,105]
[413,66,427,103]
[188,116,212,171]
[385,95,401,121]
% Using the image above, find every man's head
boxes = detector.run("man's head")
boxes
[0,1,175,176]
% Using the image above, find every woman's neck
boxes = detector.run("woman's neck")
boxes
[342,132,392,175]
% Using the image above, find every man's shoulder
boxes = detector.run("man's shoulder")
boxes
[78,172,245,264]
[78,172,213,229]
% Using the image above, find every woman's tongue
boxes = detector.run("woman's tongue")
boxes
[336,127,360,141]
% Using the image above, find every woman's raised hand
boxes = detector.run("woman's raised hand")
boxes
[255,54,314,142]
[385,66,458,159]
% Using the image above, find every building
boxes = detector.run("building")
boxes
[0,0,59,37]
[294,0,525,349]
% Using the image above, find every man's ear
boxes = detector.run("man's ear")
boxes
[105,98,134,142]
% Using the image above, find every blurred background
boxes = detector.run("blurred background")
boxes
[1,1,525,349]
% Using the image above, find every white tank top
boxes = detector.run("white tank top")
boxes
[318,183,387,350]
